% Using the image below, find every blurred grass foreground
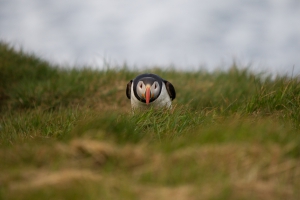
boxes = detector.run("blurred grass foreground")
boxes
[0,41,300,200]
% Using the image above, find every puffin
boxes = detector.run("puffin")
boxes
[126,73,176,110]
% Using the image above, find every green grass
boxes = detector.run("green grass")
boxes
[0,41,300,200]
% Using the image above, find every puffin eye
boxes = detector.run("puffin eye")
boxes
[154,84,157,89]
[140,84,143,89]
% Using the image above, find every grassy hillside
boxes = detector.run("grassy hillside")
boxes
[0,41,299,200]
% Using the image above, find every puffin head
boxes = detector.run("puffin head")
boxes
[135,76,161,104]
[126,73,176,109]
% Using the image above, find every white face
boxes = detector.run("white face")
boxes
[136,81,160,101]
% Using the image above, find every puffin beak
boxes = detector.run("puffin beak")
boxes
[145,85,151,105]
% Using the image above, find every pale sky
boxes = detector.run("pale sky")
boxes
[0,0,299,75]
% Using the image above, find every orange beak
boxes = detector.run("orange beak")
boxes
[145,87,150,105]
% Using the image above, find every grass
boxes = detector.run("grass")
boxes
[0,41,300,199]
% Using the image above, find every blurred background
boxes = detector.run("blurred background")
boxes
[0,0,299,75]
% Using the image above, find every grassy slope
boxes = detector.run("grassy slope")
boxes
[0,41,300,200]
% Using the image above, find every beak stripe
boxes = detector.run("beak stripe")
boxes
[146,87,150,104]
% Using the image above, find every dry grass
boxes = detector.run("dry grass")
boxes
[3,139,299,199]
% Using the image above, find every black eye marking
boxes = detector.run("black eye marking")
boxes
[155,84,157,89]
[140,84,143,89]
